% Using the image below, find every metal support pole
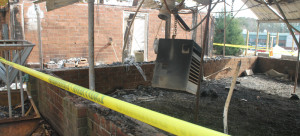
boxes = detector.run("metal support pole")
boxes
[195,0,212,122]
[5,51,12,118]
[254,22,260,55]
[88,0,95,91]
[266,32,270,52]
[245,30,249,56]
[35,4,43,70]
[223,0,226,57]
[276,32,279,46]
[192,9,198,41]
[294,35,300,94]
[18,50,24,116]
[270,36,274,50]
[165,17,171,39]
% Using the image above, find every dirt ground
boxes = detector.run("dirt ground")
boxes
[110,74,300,136]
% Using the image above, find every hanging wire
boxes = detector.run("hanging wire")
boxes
[177,0,220,32]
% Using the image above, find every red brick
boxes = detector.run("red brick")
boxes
[116,127,127,136]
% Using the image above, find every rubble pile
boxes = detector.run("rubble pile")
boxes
[44,58,89,69]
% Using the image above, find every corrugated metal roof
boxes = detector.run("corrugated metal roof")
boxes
[241,0,300,22]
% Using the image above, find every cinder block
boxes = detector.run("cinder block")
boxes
[46,64,60,69]
[64,62,76,68]
[77,63,89,67]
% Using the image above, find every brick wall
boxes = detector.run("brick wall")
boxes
[205,57,258,79]
[52,64,154,94]
[51,57,258,94]
[7,0,208,64]
[256,57,299,75]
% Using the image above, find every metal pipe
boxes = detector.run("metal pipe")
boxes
[294,35,300,94]
[88,0,95,90]
[223,60,241,134]
[192,9,198,41]
[34,4,43,70]
[195,0,212,122]
[254,22,260,55]
[5,51,12,118]
[165,17,171,39]
[223,0,226,57]
[21,0,25,40]
[18,50,24,116]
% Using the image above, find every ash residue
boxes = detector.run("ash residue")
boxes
[106,74,300,136]
[0,100,31,118]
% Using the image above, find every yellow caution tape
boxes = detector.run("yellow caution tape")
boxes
[0,57,227,136]
[213,43,296,55]
[213,43,266,49]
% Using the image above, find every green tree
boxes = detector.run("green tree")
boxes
[213,13,244,56]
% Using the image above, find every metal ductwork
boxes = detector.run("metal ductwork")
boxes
[152,39,202,94]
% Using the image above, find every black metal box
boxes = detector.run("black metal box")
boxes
[152,39,202,94]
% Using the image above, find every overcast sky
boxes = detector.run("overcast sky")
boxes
[186,0,258,19]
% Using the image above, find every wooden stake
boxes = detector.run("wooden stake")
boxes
[223,60,241,134]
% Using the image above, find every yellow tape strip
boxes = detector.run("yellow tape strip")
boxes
[0,57,227,136]
[214,43,295,55]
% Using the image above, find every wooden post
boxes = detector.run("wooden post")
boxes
[266,32,270,52]
[223,61,241,134]
[293,35,300,94]
[245,30,249,56]
[88,0,95,90]
[195,0,212,122]
[276,32,279,46]
[270,36,274,56]
[192,8,198,41]
[34,4,43,70]
[255,22,260,55]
